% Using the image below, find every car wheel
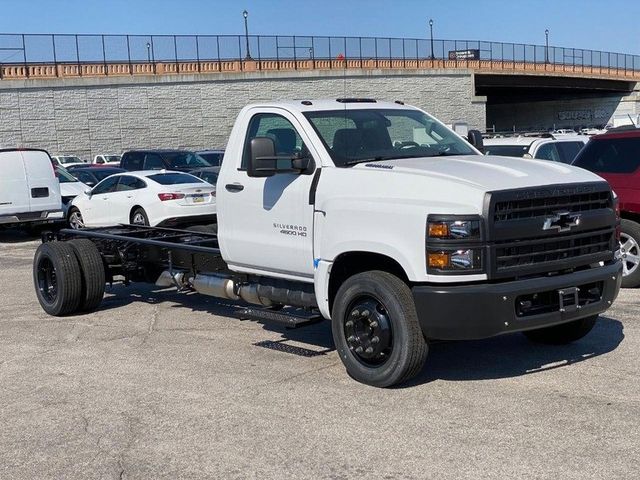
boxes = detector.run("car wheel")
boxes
[131,208,149,226]
[620,219,640,288]
[331,270,428,388]
[68,208,85,230]
[522,315,598,345]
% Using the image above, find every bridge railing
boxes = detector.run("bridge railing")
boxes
[1,33,639,79]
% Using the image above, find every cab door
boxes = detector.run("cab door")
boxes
[219,109,318,279]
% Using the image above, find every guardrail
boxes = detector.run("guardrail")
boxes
[1,33,639,80]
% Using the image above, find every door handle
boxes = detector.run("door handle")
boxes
[225,183,244,192]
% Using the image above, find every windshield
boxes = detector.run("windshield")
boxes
[163,152,211,169]
[304,108,476,166]
[573,136,640,173]
[94,169,124,181]
[198,152,223,166]
[104,155,121,162]
[483,144,530,157]
[59,156,82,164]
[56,167,79,183]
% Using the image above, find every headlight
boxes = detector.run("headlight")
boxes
[427,219,481,240]
[427,249,483,271]
[426,215,484,274]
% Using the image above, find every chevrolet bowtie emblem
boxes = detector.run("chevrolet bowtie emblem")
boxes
[543,211,581,232]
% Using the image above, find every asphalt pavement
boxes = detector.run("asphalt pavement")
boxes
[0,230,638,479]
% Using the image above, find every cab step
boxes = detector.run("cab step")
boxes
[236,307,324,329]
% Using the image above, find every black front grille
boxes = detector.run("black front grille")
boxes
[494,190,611,222]
[495,229,613,271]
[487,182,616,278]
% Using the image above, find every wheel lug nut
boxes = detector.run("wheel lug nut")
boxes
[351,310,359,317]
[365,347,374,354]
[345,320,353,328]
[370,321,378,328]
[371,336,380,344]
[355,346,363,354]
[347,335,356,342]
[361,310,370,317]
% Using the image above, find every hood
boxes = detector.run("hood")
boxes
[352,155,605,192]
[60,181,89,197]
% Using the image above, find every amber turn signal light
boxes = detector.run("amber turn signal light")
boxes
[428,222,449,238]
[428,252,450,269]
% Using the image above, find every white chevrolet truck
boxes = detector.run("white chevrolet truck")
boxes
[32,99,622,387]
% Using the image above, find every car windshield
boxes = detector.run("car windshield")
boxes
[200,171,219,184]
[304,108,476,166]
[197,152,224,166]
[163,152,211,168]
[56,167,79,183]
[147,173,205,185]
[59,156,82,164]
[94,169,123,181]
[484,144,530,157]
[573,136,640,173]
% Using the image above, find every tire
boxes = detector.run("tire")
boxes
[523,315,598,345]
[331,271,428,388]
[68,208,85,230]
[130,208,149,226]
[68,239,106,312]
[33,242,83,316]
[620,219,640,288]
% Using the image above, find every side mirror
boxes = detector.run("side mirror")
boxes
[523,153,533,159]
[84,189,93,197]
[247,137,314,177]
[467,130,484,153]
[248,137,278,178]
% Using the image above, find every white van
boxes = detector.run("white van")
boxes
[0,149,64,228]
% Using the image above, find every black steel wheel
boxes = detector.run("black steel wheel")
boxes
[332,270,428,387]
[33,242,83,316]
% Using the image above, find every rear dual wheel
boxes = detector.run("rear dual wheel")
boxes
[33,240,106,316]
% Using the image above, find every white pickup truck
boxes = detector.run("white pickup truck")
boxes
[32,99,622,387]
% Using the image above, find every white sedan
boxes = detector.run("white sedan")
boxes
[68,170,216,229]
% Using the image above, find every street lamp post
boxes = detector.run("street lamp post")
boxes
[243,10,252,60]
[146,42,151,63]
[545,29,549,64]
[429,19,434,60]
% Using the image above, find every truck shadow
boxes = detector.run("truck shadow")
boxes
[403,316,624,387]
[98,284,624,384]
[0,228,43,244]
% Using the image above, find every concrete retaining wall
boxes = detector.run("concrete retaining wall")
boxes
[0,69,486,160]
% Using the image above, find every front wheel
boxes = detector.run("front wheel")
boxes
[331,271,428,388]
[620,219,640,288]
[522,315,598,345]
[68,208,84,230]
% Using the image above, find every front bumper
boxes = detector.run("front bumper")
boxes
[413,261,622,340]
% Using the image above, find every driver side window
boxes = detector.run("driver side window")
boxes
[91,176,120,195]
[242,113,307,169]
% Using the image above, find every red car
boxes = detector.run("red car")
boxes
[573,127,640,287]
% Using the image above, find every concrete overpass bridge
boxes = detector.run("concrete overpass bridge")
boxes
[0,33,638,157]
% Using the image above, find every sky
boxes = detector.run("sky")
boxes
[0,0,638,55]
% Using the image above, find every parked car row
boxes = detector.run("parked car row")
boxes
[49,148,225,169]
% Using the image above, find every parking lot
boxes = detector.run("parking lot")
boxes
[0,231,637,479]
